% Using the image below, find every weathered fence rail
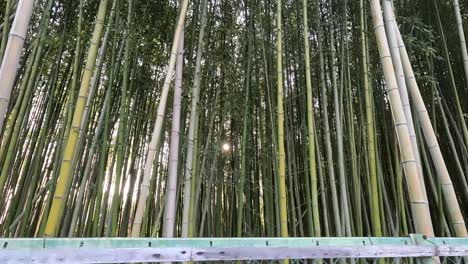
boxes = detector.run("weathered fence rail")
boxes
[1,234,467,263]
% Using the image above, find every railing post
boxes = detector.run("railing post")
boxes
[409,234,437,264]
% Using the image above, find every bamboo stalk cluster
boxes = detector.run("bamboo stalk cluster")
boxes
[0,0,467,252]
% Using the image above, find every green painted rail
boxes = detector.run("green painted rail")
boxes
[0,234,467,263]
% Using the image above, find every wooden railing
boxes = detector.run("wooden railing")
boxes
[1,234,468,263]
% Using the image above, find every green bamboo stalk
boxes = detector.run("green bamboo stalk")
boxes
[237,5,253,238]
[302,0,320,238]
[276,0,289,251]
[361,0,381,237]
[109,0,133,237]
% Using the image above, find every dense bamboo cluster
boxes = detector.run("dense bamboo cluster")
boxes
[0,0,467,244]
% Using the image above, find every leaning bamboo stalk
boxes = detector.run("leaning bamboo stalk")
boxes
[382,0,427,200]
[394,24,468,238]
[44,0,110,237]
[67,4,114,234]
[131,0,189,237]
[0,0,35,134]
[369,0,435,237]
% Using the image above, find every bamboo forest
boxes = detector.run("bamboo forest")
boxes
[2,0,468,258]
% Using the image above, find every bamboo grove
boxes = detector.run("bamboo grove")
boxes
[0,0,467,244]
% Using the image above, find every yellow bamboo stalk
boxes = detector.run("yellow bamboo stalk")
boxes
[276,0,289,246]
[44,0,110,237]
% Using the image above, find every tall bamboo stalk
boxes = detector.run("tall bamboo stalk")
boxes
[44,0,110,237]
[329,0,351,237]
[236,9,252,237]
[276,0,289,243]
[361,0,382,237]
[109,0,133,237]
[302,0,320,237]
[316,0,341,236]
